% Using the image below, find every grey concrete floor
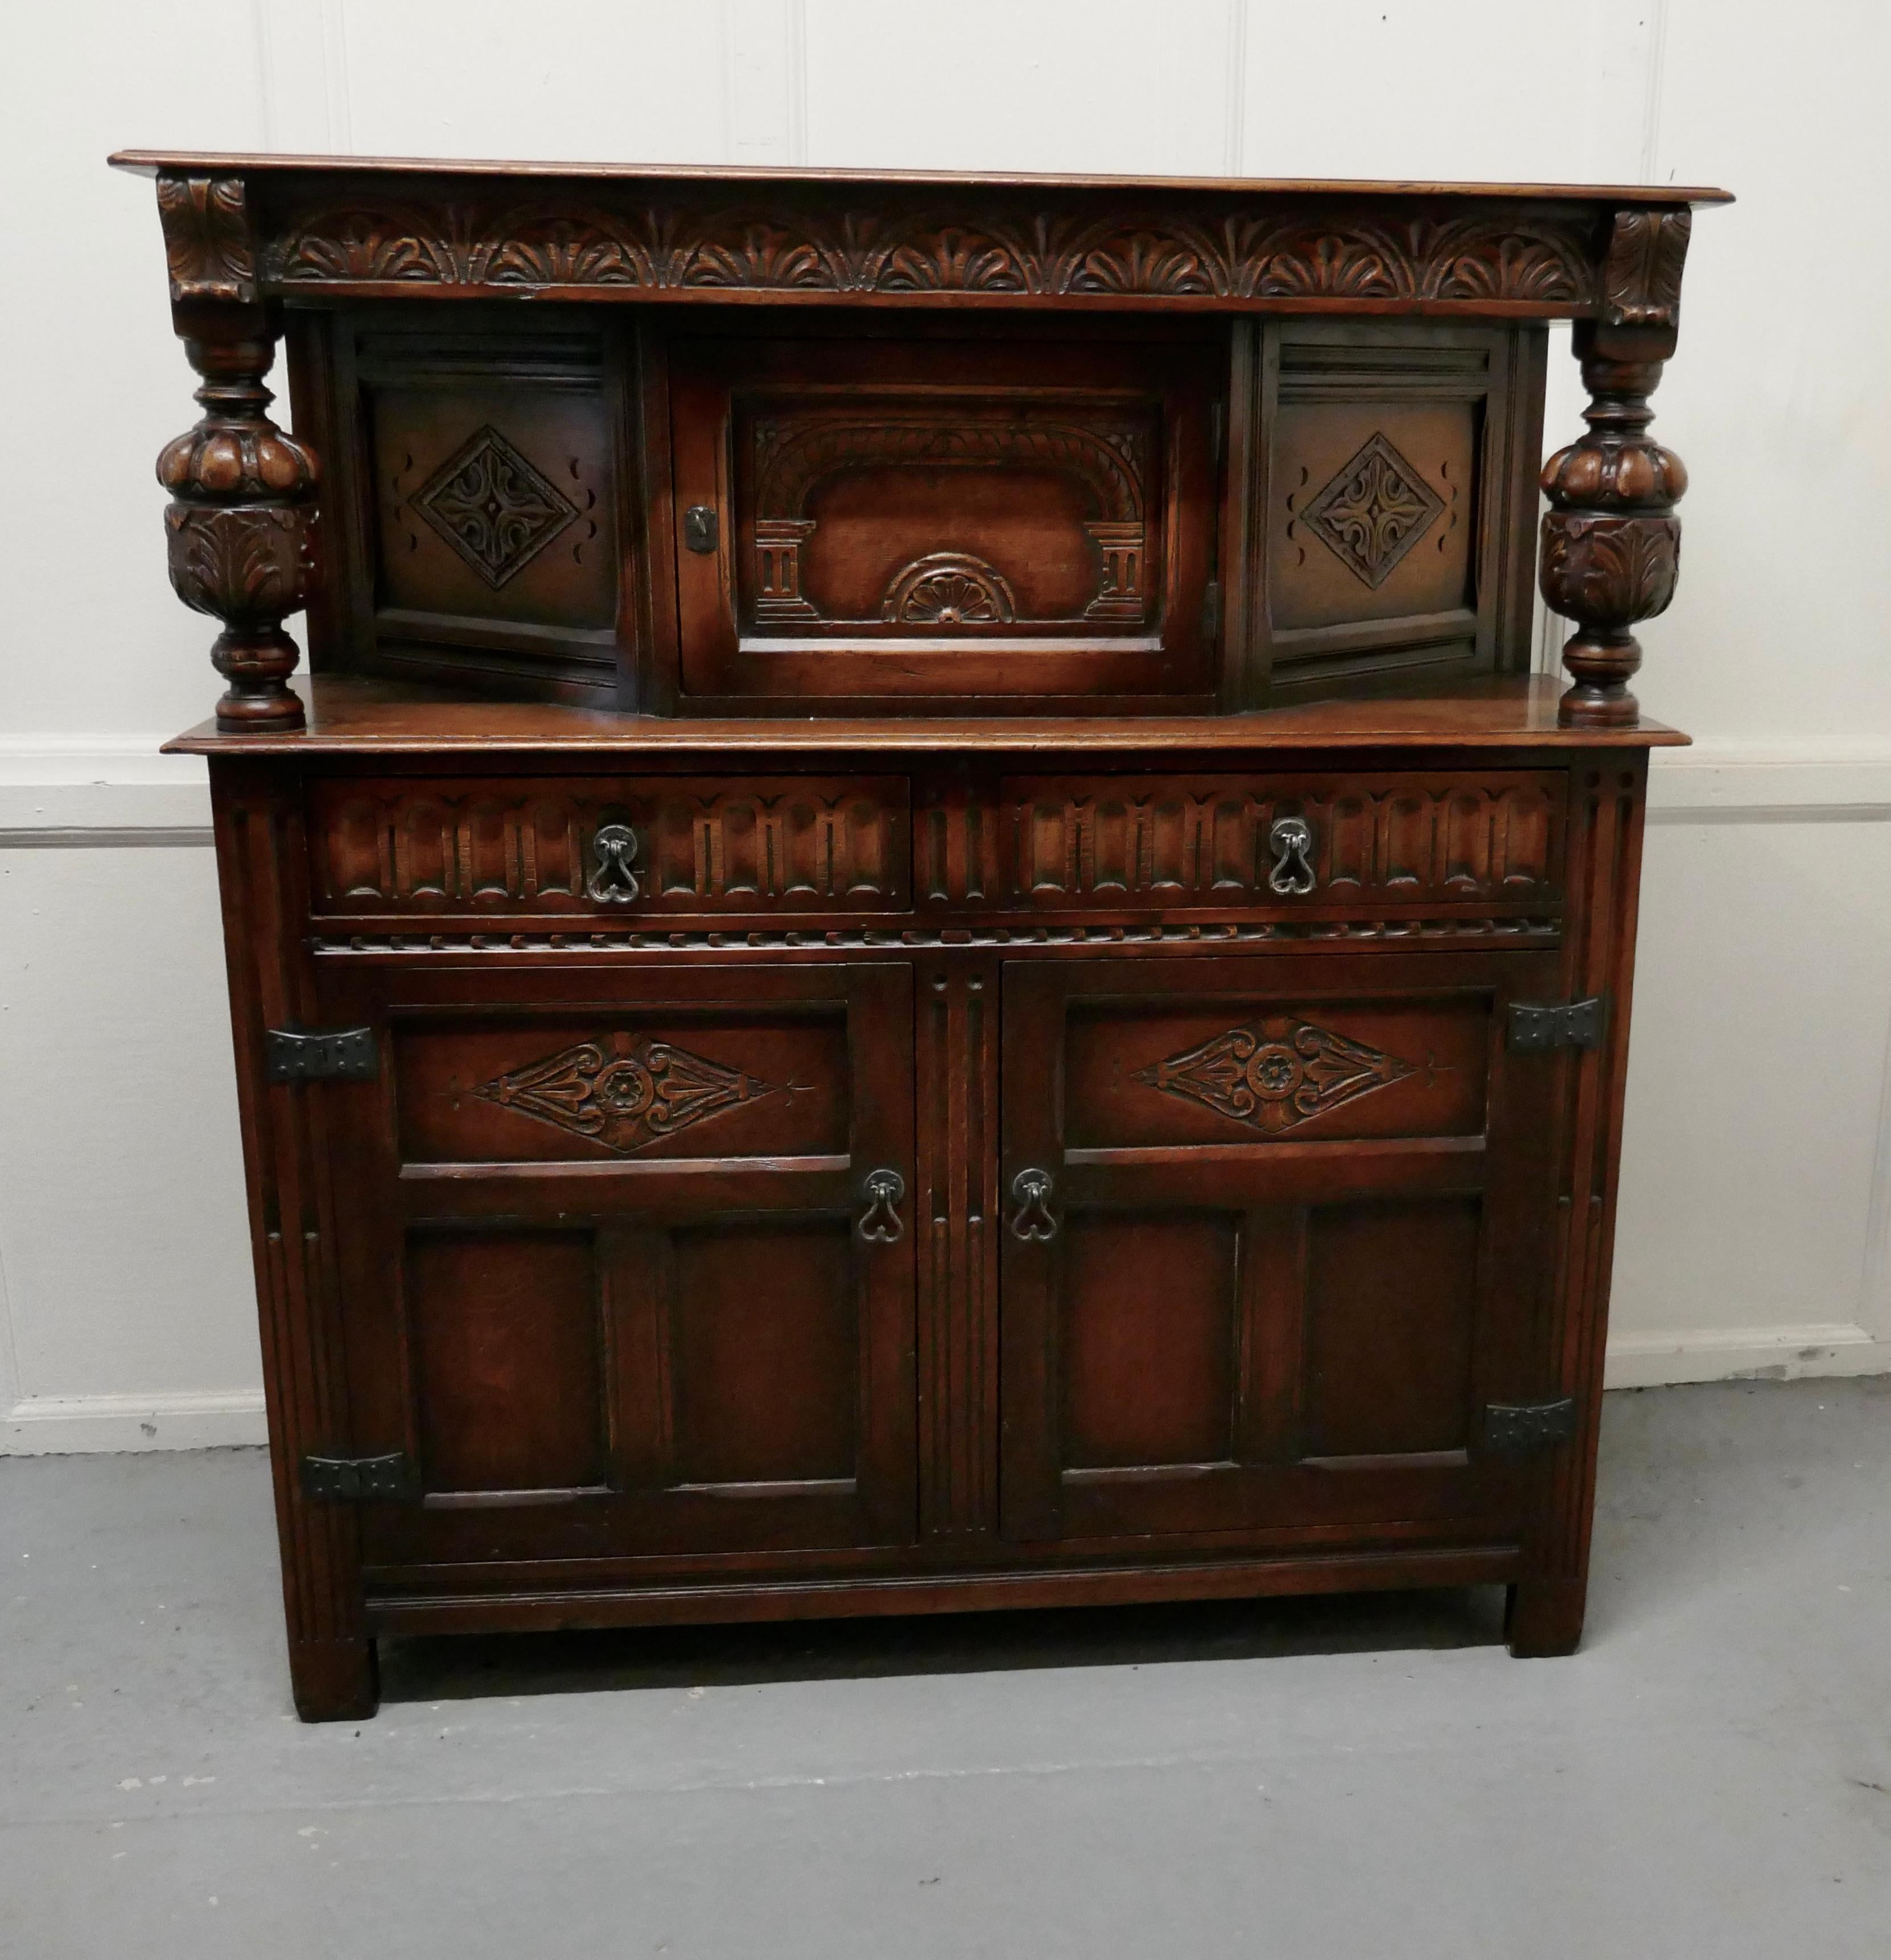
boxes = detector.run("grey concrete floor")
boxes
[2,1379,1888,1959]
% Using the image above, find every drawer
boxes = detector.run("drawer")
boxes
[307,775,911,919]
[918,770,1565,915]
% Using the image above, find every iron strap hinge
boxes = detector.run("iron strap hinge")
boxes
[299,1452,419,1504]
[1483,1398,1578,1457]
[264,1026,378,1082]
[1506,996,1607,1052]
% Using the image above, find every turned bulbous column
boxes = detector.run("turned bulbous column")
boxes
[157,329,319,731]
[1539,325,1687,728]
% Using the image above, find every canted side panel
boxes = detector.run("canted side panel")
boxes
[307,775,910,918]
[1246,321,1544,702]
[335,319,627,699]
[407,1229,607,1493]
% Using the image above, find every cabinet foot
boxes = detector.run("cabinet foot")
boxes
[1505,1577,1587,1657]
[288,1636,380,1722]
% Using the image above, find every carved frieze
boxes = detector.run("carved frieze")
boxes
[259,194,1598,310]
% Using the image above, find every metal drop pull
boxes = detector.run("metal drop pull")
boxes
[1267,814,1316,896]
[859,1169,905,1243]
[1010,1167,1057,1242]
[683,505,719,554]
[586,822,641,903]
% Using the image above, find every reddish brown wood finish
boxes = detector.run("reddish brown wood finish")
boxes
[123,157,1705,1714]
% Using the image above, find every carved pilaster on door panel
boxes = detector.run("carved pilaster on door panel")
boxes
[211,768,375,1715]
[1540,316,1687,728]
[158,320,320,732]
[915,966,1000,1538]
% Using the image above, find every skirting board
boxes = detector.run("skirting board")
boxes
[3,1323,1886,1454]
[1604,1322,1888,1390]
[2,1390,268,1455]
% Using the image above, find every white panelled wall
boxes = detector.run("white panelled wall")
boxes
[2,0,1886,1450]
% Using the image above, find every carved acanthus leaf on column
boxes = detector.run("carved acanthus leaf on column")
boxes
[156,328,319,730]
[1539,317,1688,728]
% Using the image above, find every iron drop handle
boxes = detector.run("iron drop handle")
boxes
[859,1169,905,1243]
[1010,1167,1057,1242]
[587,822,641,903]
[1268,814,1316,896]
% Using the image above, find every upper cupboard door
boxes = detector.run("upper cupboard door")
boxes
[665,327,1226,709]
[314,962,916,1567]
[999,952,1564,1547]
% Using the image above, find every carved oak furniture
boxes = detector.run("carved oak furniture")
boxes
[117,151,1726,1720]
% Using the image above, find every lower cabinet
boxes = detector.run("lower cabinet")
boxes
[312,944,1566,1581]
[997,951,1562,1546]
[316,960,918,1564]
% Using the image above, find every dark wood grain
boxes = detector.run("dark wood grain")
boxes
[120,151,1706,1711]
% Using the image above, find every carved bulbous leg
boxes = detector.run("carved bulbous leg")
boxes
[157,328,319,732]
[1540,331,1687,728]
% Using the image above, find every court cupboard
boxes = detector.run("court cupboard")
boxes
[117,149,1727,1718]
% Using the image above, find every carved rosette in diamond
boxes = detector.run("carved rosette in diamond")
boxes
[1302,432,1445,588]
[477,1033,776,1153]
[415,425,578,587]
[1133,1016,1414,1136]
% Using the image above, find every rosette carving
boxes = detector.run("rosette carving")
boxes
[1540,333,1686,727]
[156,332,319,730]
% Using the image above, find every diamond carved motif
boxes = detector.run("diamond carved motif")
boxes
[415,425,578,587]
[477,1033,776,1154]
[1132,1016,1414,1136]
[1302,432,1445,589]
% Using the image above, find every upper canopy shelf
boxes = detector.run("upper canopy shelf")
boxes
[112,150,1730,322]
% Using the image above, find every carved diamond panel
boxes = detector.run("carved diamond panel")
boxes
[1133,1016,1414,1135]
[415,425,578,587]
[479,1033,776,1153]
[1303,433,1445,589]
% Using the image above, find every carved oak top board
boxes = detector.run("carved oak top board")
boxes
[116,151,1727,318]
[116,152,1728,737]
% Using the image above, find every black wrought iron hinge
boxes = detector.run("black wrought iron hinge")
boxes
[264,1026,378,1082]
[1201,578,1223,646]
[1506,996,1606,1052]
[299,1452,419,1503]
[1483,1398,1578,1456]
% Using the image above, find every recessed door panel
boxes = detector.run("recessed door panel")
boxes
[667,327,1225,707]
[1000,952,1562,1545]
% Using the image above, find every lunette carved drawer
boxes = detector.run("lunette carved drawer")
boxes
[125,147,1723,1720]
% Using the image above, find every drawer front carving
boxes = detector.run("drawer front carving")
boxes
[918,771,1562,912]
[309,775,910,917]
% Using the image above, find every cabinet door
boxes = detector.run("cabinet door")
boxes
[316,962,915,1569]
[999,953,1562,1545]
[665,328,1224,709]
